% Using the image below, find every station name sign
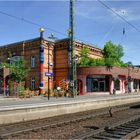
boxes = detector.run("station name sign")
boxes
[45,72,54,77]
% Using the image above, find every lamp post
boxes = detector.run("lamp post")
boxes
[47,42,54,100]
[48,42,50,100]
[127,62,132,93]
[39,28,44,38]
[39,28,45,95]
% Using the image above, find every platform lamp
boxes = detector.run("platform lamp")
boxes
[48,41,50,100]
[39,28,45,95]
[47,35,55,100]
[39,28,45,38]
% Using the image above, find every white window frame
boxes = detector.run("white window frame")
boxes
[31,56,35,68]
[31,77,35,90]
[10,56,22,65]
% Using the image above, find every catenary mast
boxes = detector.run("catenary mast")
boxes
[68,0,76,97]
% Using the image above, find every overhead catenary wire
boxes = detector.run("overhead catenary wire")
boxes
[0,3,139,64]
[0,10,67,37]
[97,0,140,33]
[0,9,94,47]
[0,2,138,43]
[0,9,137,63]
[0,1,139,38]
[97,0,140,64]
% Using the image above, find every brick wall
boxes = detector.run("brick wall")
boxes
[0,38,103,92]
[54,39,103,87]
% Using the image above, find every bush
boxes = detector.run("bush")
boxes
[44,89,54,97]
[19,88,32,98]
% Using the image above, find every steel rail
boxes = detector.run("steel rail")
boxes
[73,115,140,140]
[0,102,139,139]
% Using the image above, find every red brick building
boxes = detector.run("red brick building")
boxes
[1,36,140,96]
[0,37,102,94]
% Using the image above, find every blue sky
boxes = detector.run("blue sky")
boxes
[0,1,140,64]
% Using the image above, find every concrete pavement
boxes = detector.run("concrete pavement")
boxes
[0,93,140,124]
[0,93,140,108]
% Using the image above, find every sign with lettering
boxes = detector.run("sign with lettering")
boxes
[45,72,54,77]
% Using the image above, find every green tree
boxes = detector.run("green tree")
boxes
[89,58,105,66]
[1,57,28,90]
[89,58,97,66]
[79,41,126,68]
[103,41,124,67]
[79,48,90,66]
[9,58,27,83]
[96,58,105,66]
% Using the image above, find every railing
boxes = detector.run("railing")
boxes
[59,79,67,91]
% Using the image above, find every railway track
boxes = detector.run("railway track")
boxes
[74,115,140,140]
[0,102,139,139]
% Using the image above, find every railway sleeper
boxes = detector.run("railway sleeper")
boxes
[118,127,136,132]
[118,126,137,131]
[121,124,140,129]
[127,125,140,129]
[128,122,140,126]
[91,135,115,140]
[105,130,127,136]
[127,121,140,124]
[120,125,139,130]
[121,128,140,139]
[114,128,134,133]
[112,129,131,134]
[126,120,140,124]
[129,123,140,127]
[100,132,123,138]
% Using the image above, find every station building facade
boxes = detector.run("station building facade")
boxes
[77,66,140,95]
[0,37,102,94]
[0,37,140,95]
[0,37,54,94]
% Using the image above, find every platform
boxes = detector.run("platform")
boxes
[0,93,140,125]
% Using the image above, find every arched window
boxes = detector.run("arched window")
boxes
[31,56,35,68]
[31,77,35,90]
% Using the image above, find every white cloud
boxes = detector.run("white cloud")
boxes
[75,2,140,23]
[75,3,95,19]
[110,7,140,21]
[75,2,109,22]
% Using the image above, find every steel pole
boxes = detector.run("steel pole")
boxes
[48,43,50,100]
[68,0,75,97]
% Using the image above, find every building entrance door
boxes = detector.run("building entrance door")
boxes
[77,79,83,95]
[99,81,105,91]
